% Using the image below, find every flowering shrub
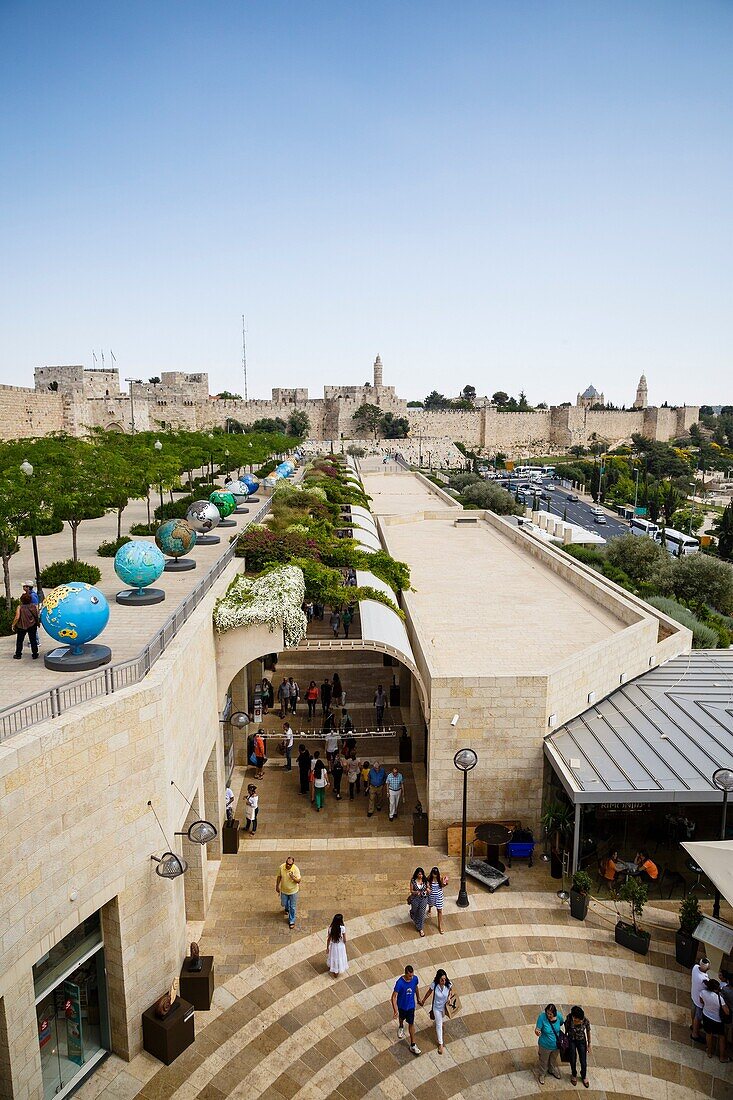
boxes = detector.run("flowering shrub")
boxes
[235,524,321,571]
[213,564,307,648]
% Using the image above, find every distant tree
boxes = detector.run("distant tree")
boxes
[352,403,383,438]
[689,423,702,444]
[715,502,733,561]
[250,417,287,434]
[559,401,571,408]
[672,554,733,615]
[216,390,242,400]
[406,400,424,408]
[536,402,548,410]
[148,376,161,385]
[423,390,451,410]
[346,445,366,457]
[287,409,310,438]
[380,412,409,439]
[570,445,586,457]
[461,481,523,515]
[518,391,531,411]
[606,534,674,592]
[461,385,476,404]
[492,391,509,406]
[51,443,109,561]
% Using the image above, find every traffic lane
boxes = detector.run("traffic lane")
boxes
[507,485,630,540]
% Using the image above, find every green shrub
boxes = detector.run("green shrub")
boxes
[0,599,20,637]
[678,894,702,935]
[153,489,217,522]
[129,523,157,536]
[647,596,719,648]
[256,459,278,478]
[571,870,593,896]
[97,536,132,557]
[40,560,102,588]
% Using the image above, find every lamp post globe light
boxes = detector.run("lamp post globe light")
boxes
[454,747,478,909]
[19,459,44,601]
[712,768,733,918]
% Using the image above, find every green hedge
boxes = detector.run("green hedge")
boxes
[129,523,157,536]
[647,596,719,648]
[154,488,217,522]
[0,599,20,637]
[39,560,102,588]
[97,536,132,557]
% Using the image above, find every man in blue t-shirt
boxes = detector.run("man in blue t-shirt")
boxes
[367,761,386,816]
[390,965,421,1055]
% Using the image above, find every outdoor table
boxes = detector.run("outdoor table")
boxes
[475,823,512,871]
[686,857,711,895]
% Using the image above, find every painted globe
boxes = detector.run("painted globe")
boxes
[40,584,110,650]
[155,518,197,559]
[242,474,259,492]
[225,479,250,502]
[209,490,236,518]
[114,541,165,590]
[186,500,221,533]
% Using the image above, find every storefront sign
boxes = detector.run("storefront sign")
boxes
[600,802,651,813]
[64,981,84,1066]
[253,683,263,724]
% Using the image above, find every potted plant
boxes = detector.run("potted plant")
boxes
[675,895,702,968]
[615,877,650,955]
[570,870,592,921]
[540,800,574,879]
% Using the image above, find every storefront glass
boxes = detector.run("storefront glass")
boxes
[34,913,110,1100]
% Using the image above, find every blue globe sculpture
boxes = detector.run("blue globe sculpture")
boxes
[114,541,165,594]
[155,518,197,559]
[41,584,110,654]
[243,474,259,492]
[226,479,250,502]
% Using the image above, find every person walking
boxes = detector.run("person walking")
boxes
[320,677,332,715]
[332,673,343,707]
[12,593,40,660]
[565,1005,591,1087]
[331,753,344,800]
[277,677,290,718]
[367,761,386,816]
[427,866,449,934]
[691,957,711,1043]
[313,756,329,811]
[297,744,311,795]
[699,978,730,1062]
[325,728,339,767]
[374,685,387,729]
[361,760,371,798]
[261,676,273,714]
[342,606,353,638]
[391,965,422,1055]
[347,754,360,800]
[534,1003,564,1084]
[340,707,354,738]
[287,677,299,715]
[386,766,404,821]
[276,856,301,929]
[253,729,266,779]
[225,784,235,824]
[22,582,39,606]
[408,867,429,937]
[419,969,455,1054]
[329,609,341,638]
[305,680,319,720]
[282,721,294,771]
[244,784,259,835]
[326,914,348,976]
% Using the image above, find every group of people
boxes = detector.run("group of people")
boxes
[294,740,406,820]
[535,1003,592,1086]
[599,847,659,890]
[407,866,449,936]
[690,956,732,1062]
[391,964,458,1056]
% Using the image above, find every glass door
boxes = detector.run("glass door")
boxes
[37,949,110,1099]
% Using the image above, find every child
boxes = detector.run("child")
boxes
[361,760,371,798]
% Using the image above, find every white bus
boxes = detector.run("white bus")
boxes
[661,528,699,556]
[629,517,660,541]
[513,465,555,480]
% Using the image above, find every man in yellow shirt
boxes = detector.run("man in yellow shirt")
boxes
[276,856,302,929]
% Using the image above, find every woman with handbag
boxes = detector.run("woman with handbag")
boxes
[534,1003,565,1084]
[408,868,429,937]
[565,1005,591,1087]
[419,969,456,1054]
[699,979,730,1062]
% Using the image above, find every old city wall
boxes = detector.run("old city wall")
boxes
[0,385,65,441]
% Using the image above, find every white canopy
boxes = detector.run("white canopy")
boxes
[682,840,733,908]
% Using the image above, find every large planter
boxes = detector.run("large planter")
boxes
[570,889,589,921]
[675,929,699,969]
[550,850,563,880]
[615,920,650,956]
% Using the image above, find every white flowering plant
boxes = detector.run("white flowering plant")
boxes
[213,564,307,648]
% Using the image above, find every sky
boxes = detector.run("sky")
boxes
[1,1,731,407]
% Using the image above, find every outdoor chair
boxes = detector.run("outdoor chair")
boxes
[657,866,687,899]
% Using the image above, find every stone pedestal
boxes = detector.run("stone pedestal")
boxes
[222,821,240,854]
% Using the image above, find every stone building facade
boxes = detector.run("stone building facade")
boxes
[0,357,699,455]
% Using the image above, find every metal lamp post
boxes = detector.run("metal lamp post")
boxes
[454,747,478,908]
[20,460,44,601]
[224,449,230,478]
[154,440,164,510]
[208,433,214,482]
[712,767,733,919]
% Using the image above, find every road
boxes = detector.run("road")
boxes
[499,480,631,542]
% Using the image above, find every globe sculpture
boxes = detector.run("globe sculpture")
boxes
[40,583,111,672]
[114,541,166,606]
[225,479,251,511]
[186,499,221,545]
[209,490,237,528]
[242,474,259,493]
[156,518,197,572]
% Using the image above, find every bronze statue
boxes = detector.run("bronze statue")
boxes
[154,992,172,1018]
[188,940,203,972]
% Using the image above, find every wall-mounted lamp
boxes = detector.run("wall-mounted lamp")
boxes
[171,781,218,845]
[148,801,188,879]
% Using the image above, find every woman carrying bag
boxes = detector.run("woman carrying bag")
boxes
[419,969,457,1054]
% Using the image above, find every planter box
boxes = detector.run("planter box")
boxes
[615,920,650,956]
[569,889,589,921]
[550,850,563,880]
[142,997,195,1065]
[675,930,699,969]
[222,821,240,854]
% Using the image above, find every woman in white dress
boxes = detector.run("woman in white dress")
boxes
[326,913,348,977]
[419,968,455,1054]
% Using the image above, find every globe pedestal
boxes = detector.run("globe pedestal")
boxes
[116,588,166,606]
[164,558,196,572]
[196,535,220,545]
[234,507,249,514]
[45,643,112,672]
[218,518,237,527]
[246,497,260,504]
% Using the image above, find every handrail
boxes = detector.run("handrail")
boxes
[0,495,273,742]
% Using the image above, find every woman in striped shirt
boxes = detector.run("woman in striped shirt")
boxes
[427,866,449,934]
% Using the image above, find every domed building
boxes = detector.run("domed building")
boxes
[576,383,605,408]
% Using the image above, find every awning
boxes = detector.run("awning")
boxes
[683,841,733,910]
[544,652,733,805]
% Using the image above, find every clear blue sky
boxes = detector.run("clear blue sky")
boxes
[1,1,731,406]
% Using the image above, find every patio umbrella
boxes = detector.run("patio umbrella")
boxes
[682,840,733,908]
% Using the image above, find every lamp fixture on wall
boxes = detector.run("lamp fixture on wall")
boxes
[148,801,188,880]
[171,781,218,845]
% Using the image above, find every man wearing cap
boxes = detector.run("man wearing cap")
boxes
[23,583,39,606]
[691,956,710,1042]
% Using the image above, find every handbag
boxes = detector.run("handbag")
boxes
[554,1021,571,1062]
[249,752,257,765]
[429,989,435,1021]
[444,992,460,1019]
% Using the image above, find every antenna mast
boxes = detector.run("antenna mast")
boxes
[241,314,248,402]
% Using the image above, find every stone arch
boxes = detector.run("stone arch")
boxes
[105,420,125,433]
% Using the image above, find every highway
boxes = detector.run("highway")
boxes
[499,479,631,542]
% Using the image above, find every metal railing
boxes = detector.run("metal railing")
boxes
[0,495,273,742]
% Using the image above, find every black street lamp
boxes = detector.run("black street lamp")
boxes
[208,433,214,482]
[712,767,733,919]
[224,449,230,477]
[154,439,164,510]
[454,746,478,908]
[20,460,44,601]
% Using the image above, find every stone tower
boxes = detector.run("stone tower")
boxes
[634,374,648,409]
[373,354,383,388]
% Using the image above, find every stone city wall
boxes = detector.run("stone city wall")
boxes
[0,385,65,441]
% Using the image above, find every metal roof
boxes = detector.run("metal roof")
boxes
[544,651,733,804]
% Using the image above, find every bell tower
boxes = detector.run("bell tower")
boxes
[634,374,648,409]
[373,354,383,389]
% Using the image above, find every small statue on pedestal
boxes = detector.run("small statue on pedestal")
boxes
[187,940,203,972]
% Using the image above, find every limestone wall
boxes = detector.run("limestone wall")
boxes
[0,385,65,440]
